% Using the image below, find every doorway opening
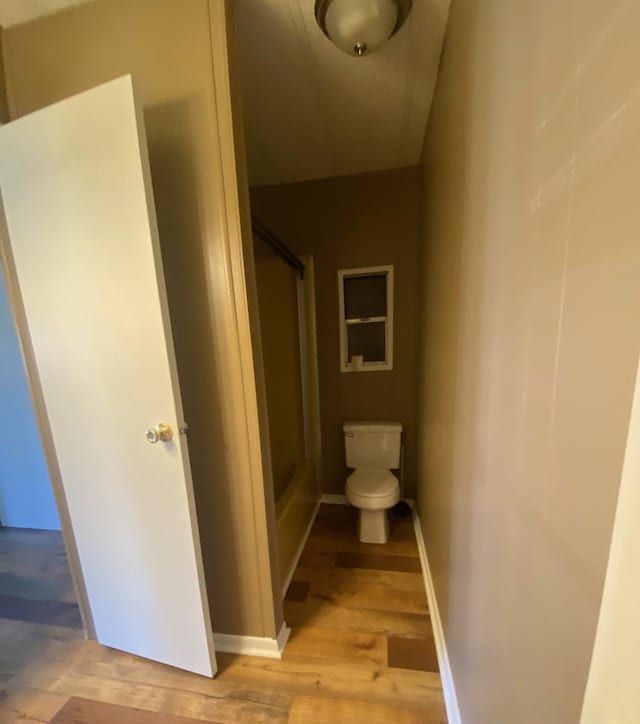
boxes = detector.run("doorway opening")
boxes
[0,76,216,679]
[0,255,86,679]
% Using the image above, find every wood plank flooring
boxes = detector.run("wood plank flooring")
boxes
[0,506,447,723]
[50,697,221,724]
[0,528,84,689]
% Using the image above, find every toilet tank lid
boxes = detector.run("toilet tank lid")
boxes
[343,421,403,433]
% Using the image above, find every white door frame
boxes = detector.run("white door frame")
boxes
[580,358,640,722]
[208,0,285,641]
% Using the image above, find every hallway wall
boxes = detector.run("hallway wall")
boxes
[251,167,423,496]
[418,0,640,722]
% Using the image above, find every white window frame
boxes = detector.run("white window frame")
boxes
[338,265,394,373]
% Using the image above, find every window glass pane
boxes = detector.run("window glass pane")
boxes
[347,321,386,363]
[344,274,387,319]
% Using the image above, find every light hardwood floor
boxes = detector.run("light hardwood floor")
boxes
[0,506,447,723]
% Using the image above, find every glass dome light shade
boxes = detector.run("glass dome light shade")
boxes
[323,0,399,56]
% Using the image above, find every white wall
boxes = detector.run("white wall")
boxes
[0,259,59,529]
[580,360,640,724]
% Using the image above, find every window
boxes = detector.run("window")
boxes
[338,265,393,372]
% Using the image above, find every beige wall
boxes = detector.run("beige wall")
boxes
[251,167,423,496]
[254,244,306,501]
[419,0,640,722]
[2,0,281,639]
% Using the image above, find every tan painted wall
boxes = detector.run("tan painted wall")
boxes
[419,0,640,722]
[2,0,281,639]
[254,246,306,501]
[251,167,423,496]
[0,28,8,123]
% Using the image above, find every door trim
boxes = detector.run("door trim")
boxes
[206,0,282,638]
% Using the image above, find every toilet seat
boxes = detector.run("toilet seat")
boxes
[346,469,400,510]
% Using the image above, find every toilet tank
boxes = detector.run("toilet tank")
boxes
[343,421,402,469]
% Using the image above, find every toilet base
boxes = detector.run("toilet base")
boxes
[358,508,390,544]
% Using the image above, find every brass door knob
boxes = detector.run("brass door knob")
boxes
[146,423,173,444]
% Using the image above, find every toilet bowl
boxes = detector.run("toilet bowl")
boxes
[343,421,403,544]
[346,469,400,544]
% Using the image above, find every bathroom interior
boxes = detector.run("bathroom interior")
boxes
[239,0,428,592]
[249,168,423,582]
[1,0,638,721]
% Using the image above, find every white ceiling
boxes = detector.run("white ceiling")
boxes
[0,0,91,27]
[0,0,451,188]
[235,0,451,187]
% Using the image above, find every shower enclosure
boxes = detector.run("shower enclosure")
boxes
[252,219,321,594]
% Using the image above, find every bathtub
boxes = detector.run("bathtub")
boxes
[275,459,320,596]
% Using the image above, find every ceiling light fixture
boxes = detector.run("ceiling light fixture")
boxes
[314,0,413,57]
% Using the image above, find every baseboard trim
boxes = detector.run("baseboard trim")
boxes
[213,621,291,659]
[276,621,291,654]
[409,501,462,724]
[281,497,321,597]
[320,493,348,504]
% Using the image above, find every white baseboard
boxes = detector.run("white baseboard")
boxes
[213,621,291,659]
[320,493,348,504]
[281,497,321,597]
[276,621,291,654]
[409,501,462,724]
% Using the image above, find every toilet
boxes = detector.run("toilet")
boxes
[343,421,402,544]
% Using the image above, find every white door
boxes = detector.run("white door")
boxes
[0,76,216,677]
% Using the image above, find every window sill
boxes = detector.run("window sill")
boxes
[341,363,393,373]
